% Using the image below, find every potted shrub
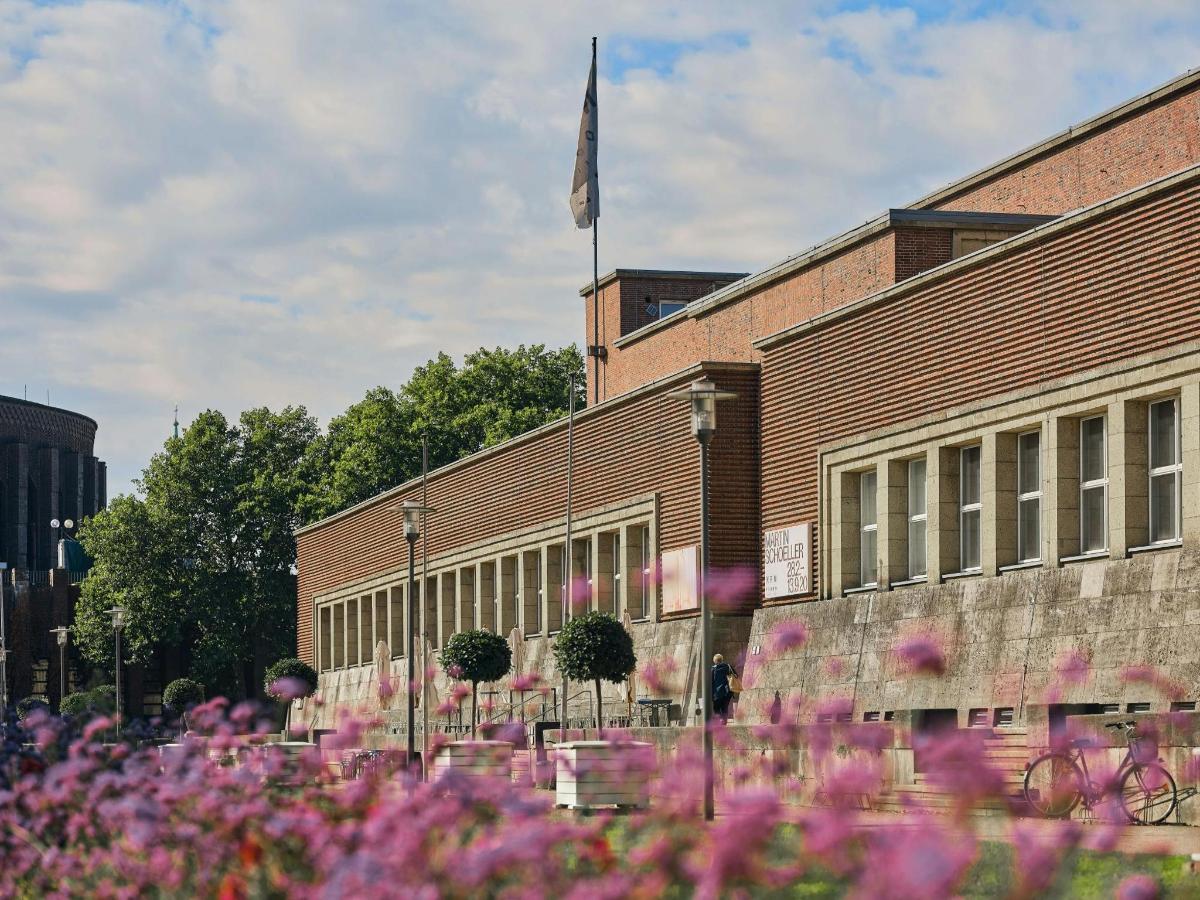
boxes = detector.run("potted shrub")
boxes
[263,657,318,739]
[551,611,649,809]
[441,629,511,737]
[433,630,515,784]
[162,677,205,735]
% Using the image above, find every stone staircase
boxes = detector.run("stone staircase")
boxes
[877,728,1032,817]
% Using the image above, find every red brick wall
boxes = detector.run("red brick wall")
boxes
[600,232,897,400]
[894,228,953,281]
[588,78,1200,403]
[926,84,1200,215]
[760,172,1200,596]
[296,364,761,664]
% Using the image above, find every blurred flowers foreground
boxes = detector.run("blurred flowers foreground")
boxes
[0,635,1192,899]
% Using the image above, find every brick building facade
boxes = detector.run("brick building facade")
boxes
[296,68,1200,740]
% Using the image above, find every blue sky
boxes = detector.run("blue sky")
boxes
[1,1,1199,496]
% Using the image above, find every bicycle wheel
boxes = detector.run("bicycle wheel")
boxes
[1119,763,1177,825]
[1023,752,1085,818]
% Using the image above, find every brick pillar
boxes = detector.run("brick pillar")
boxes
[982,432,1018,576]
[1182,381,1200,549]
[928,447,960,582]
[1044,416,1080,565]
[879,459,908,589]
[478,562,495,632]
[1109,399,1149,556]
[438,573,455,649]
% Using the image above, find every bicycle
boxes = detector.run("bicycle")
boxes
[1023,720,1178,824]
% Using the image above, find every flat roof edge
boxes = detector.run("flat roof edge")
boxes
[579,269,749,297]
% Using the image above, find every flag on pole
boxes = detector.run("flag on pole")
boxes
[570,44,599,229]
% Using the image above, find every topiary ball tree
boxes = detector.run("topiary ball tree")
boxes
[263,658,318,738]
[163,678,205,711]
[553,611,636,738]
[59,691,92,718]
[16,696,48,720]
[441,629,511,737]
[263,658,319,701]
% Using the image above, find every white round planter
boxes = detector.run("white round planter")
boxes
[555,741,654,810]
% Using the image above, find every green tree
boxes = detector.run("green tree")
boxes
[441,630,511,737]
[76,407,319,700]
[553,612,636,738]
[302,344,584,520]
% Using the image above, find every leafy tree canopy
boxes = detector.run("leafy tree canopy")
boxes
[75,407,318,699]
[301,344,585,521]
[263,658,319,700]
[553,612,636,686]
[441,630,511,686]
[162,678,205,711]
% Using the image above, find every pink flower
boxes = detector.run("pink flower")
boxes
[706,566,757,612]
[1116,875,1161,900]
[268,677,310,702]
[896,635,946,676]
[1054,649,1090,685]
[768,621,808,655]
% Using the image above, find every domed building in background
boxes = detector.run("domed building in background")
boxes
[0,394,107,710]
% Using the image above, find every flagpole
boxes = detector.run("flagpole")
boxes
[421,434,429,775]
[561,373,575,736]
[591,36,599,407]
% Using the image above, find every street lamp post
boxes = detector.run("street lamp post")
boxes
[50,519,75,569]
[391,500,434,779]
[51,626,69,708]
[0,560,8,711]
[109,606,126,734]
[667,377,736,822]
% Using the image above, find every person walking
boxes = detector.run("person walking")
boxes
[711,654,737,722]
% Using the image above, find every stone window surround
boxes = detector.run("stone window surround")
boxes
[819,342,1200,600]
[312,493,660,672]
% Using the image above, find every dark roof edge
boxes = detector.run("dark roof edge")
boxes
[295,359,760,537]
[0,394,99,431]
[578,269,749,298]
[889,209,1057,228]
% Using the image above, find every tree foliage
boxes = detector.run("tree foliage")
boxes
[263,658,318,700]
[75,407,319,699]
[301,344,585,521]
[553,612,636,685]
[162,678,205,711]
[441,630,511,686]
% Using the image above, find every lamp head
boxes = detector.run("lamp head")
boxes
[51,626,69,647]
[666,377,737,441]
[391,500,434,541]
[64,519,74,530]
[109,606,126,631]
[50,518,60,529]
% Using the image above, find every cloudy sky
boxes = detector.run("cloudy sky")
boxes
[3,1,1200,496]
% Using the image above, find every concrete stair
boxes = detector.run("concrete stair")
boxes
[875,728,1032,817]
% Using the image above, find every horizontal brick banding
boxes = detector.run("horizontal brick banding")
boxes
[296,365,761,664]
[760,174,1200,593]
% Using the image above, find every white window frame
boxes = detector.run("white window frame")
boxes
[639,526,651,620]
[1017,430,1042,563]
[959,445,982,572]
[907,457,927,579]
[1079,415,1109,554]
[1148,397,1183,545]
[859,470,878,587]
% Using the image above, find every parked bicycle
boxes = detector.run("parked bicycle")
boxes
[1023,720,1177,824]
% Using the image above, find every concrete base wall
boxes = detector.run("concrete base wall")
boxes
[299,613,754,733]
[740,547,1200,726]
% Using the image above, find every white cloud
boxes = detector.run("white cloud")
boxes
[1,0,1199,494]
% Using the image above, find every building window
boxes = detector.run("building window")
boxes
[640,526,651,619]
[658,300,686,319]
[1080,416,1108,553]
[907,457,927,578]
[960,446,981,571]
[1149,398,1182,544]
[859,470,878,587]
[1017,430,1041,562]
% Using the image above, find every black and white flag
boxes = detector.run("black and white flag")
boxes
[570,48,598,229]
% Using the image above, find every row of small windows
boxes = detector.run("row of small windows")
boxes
[851,397,1184,590]
[315,524,654,673]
